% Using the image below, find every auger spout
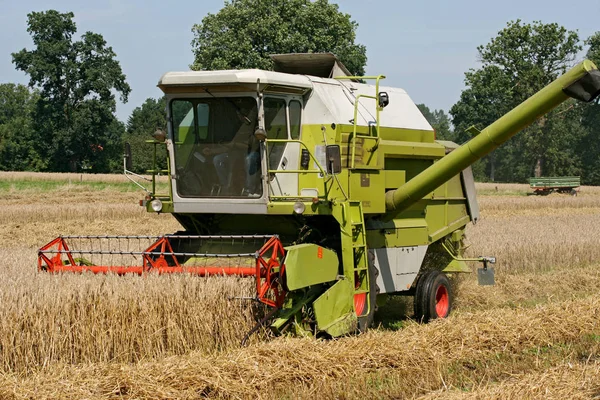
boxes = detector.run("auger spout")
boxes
[385,60,600,214]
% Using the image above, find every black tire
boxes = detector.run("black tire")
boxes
[357,250,379,332]
[413,271,427,321]
[413,270,452,323]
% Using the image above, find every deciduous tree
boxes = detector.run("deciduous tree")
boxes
[191,0,367,75]
[12,10,130,172]
[0,84,40,170]
[450,20,582,182]
[125,97,168,174]
[416,104,454,141]
[578,31,600,185]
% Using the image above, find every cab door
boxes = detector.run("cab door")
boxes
[264,97,303,197]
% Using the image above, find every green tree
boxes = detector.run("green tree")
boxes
[191,0,367,75]
[12,10,130,172]
[416,104,454,141]
[124,97,168,174]
[450,20,582,182]
[0,84,40,170]
[584,31,600,66]
[578,32,600,185]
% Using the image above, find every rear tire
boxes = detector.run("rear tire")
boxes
[413,270,452,323]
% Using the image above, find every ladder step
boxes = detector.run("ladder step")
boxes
[354,289,369,294]
[352,244,366,248]
[354,267,368,272]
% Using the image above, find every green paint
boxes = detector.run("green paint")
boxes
[332,200,371,320]
[270,289,319,334]
[443,259,471,273]
[312,279,357,337]
[283,243,338,291]
[366,218,429,248]
[335,75,386,163]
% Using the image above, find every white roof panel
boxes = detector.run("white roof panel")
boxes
[158,69,313,90]
[303,77,434,131]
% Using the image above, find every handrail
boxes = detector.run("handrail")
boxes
[334,75,385,168]
[264,138,349,201]
[131,140,172,202]
[264,139,327,176]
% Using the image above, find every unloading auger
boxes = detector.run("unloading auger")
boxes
[39,54,600,338]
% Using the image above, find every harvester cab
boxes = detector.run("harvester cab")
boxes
[39,53,600,339]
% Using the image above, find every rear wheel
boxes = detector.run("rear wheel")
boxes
[413,270,452,323]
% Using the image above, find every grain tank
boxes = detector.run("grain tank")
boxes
[39,54,600,338]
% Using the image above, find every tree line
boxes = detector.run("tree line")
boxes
[1,5,599,184]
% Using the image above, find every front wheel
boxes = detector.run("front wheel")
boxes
[413,270,453,323]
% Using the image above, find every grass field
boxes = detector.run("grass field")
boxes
[0,172,599,399]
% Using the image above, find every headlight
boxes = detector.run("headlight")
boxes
[293,201,305,215]
[151,199,163,212]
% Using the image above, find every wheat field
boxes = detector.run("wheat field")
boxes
[0,173,599,399]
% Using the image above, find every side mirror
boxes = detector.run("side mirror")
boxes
[254,127,267,141]
[152,128,167,142]
[325,145,341,175]
[378,92,389,108]
[124,142,133,171]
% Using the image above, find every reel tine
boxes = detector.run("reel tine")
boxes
[38,234,278,276]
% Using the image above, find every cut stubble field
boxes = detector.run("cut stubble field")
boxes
[0,172,599,399]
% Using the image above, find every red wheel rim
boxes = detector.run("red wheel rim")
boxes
[435,284,449,317]
[354,293,366,316]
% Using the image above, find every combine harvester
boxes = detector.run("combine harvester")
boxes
[39,54,600,337]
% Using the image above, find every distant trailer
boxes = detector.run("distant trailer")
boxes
[528,176,580,196]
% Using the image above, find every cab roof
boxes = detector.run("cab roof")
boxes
[158,69,313,92]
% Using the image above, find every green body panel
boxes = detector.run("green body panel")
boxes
[342,135,381,170]
[428,214,471,243]
[349,171,385,213]
[312,279,357,337]
[294,124,344,201]
[283,243,339,291]
[379,140,445,159]
[339,124,436,143]
[443,259,471,273]
[366,218,429,248]
[384,170,405,189]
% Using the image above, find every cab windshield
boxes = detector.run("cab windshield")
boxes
[171,97,262,198]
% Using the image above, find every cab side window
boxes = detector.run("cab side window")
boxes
[289,100,302,140]
[264,98,288,170]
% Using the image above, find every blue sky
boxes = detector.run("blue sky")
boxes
[1,0,598,123]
